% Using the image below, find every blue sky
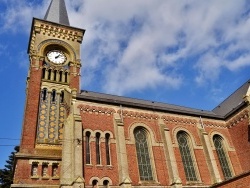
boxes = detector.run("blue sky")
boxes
[1,0,250,169]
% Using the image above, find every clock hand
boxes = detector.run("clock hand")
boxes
[55,54,60,59]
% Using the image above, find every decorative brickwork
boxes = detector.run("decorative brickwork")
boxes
[226,110,249,128]
[78,104,115,115]
[118,109,159,120]
[162,115,197,125]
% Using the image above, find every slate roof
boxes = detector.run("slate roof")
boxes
[77,91,221,119]
[44,0,70,26]
[77,80,250,120]
[213,80,250,117]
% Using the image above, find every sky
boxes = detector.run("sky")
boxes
[0,0,250,169]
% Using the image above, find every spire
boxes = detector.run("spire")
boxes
[44,0,70,26]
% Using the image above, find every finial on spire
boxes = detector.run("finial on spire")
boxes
[44,0,70,26]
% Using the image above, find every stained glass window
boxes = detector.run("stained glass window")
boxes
[134,127,153,181]
[213,135,232,180]
[177,131,198,181]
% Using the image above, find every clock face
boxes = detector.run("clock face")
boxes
[47,50,66,64]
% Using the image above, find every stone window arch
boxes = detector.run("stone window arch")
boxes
[177,131,198,182]
[213,134,233,180]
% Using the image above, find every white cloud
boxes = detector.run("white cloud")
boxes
[1,0,250,95]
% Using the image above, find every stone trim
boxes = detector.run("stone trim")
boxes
[172,127,203,149]
[209,131,235,151]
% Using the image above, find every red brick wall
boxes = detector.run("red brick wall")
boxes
[14,159,60,185]
[228,116,250,173]
[20,59,42,153]
[69,65,80,91]
[123,117,169,186]
[81,112,119,186]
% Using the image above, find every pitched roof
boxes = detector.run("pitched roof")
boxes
[77,91,221,119]
[212,80,250,117]
[44,0,70,26]
[77,80,250,119]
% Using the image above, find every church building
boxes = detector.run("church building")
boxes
[12,0,250,187]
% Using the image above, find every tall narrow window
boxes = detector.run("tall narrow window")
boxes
[105,133,111,165]
[42,163,48,177]
[53,70,57,81]
[86,131,91,164]
[65,72,68,83]
[51,90,56,102]
[42,68,46,79]
[59,71,63,82]
[52,164,59,177]
[42,88,47,101]
[60,91,64,103]
[213,135,232,180]
[48,69,51,80]
[177,131,198,181]
[96,132,101,165]
[134,127,153,181]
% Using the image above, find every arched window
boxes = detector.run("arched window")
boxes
[86,131,91,164]
[103,180,109,187]
[42,88,47,101]
[134,127,153,181]
[92,179,98,188]
[51,90,56,102]
[213,135,232,180]
[96,132,101,165]
[105,133,111,165]
[177,131,198,181]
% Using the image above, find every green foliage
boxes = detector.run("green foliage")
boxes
[0,146,19,188]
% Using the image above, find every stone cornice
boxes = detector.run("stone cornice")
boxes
[38,22,83,42]
[227,110,249,128]
[78,104,115,115]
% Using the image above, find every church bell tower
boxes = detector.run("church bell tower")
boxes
[13,0,85,187]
